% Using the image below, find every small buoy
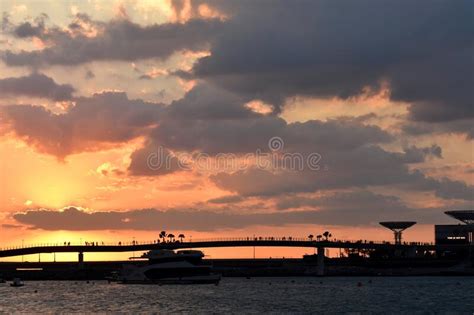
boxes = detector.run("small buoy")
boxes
[34,290,38,293]
[357,282,363,287]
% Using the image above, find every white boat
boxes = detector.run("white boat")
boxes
[119,250,221,285]
[10,278,24,287]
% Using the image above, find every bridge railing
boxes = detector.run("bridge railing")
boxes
[0,237,436,251]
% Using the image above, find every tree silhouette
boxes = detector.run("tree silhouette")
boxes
[159,231,167,242]
[178,234,185,242]
[168,234,175,242]
[322,231,331,240]
[308,234,314,241]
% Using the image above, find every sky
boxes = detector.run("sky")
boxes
[0,0,472,261]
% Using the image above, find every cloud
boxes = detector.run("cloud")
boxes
[1,92,164,158]
[128,141,184,176]
[207,195,244,204]
[14,19,46,38]
[2,13,223,66]
[1,224,23,229]
[153,112,392,155]
[166,83,259,120]
[210,147,473,200]
[401,145,442,163]
[402,119,474,140]
[13,195,464,231]
[180,0,473,135]
[0,73,75,101]
[85,69,95,80]
[275,190,406,211]
[272,190,462,224]
[1,2,471,206]
[15,206,330,231]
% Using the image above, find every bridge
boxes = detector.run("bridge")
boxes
[2,237,471,276]
[0,237,441,258]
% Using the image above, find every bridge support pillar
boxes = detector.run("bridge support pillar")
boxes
[78,252,84,268]
[317,246,325,276]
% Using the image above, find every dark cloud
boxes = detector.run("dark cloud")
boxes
[181,0,473,134]
[128,141,184,176]
[207,195,244,204]
[14,21,45,38]
[1,92,163,158]
[402,119,474,140]
[166,84,258,120]
[272,190,461,225]
[1,224,23,229]
[138,74,153,80]
[210,146,473,200]
[14,206,326,231]
[401,145,442,164]
[153,114,392,155]
[276,190,405,211]
[429,178,474,201]
[3,1,472,134]
[0,73,75,101]
[13,195,464,231]
[11,13,48,38]
[2,14,223,66]
[85,69,95,80]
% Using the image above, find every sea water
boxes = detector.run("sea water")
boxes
[0,277,473,313]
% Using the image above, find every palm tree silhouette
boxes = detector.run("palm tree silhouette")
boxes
[167,234,175,242]
[159,231,167,242]
[308,234,314,241]
[178,234,185,242]
[322,231,332,240]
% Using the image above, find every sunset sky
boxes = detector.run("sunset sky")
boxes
[0,0,472,261]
